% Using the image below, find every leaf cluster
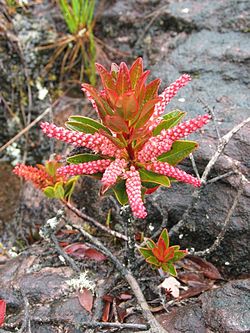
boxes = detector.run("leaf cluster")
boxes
[139,229,187,276]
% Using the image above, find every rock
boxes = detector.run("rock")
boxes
[157,279,250,333]
[200,279,250,332]
[146,0,250,277]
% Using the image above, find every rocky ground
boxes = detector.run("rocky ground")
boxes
[0,0,249,332]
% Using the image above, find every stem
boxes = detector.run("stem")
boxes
[121,205,136,271]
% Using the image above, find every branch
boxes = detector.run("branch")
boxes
[66,221,168,333]
[63,201,128,242]
[169,116,250,238]
[195,176,246,256]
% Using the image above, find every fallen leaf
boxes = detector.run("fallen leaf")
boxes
[84,248,107,261]
[117,306,127,322]
[78,288,93,313]
[102,299,112,322]
[187,256,223,280]
[178,283,211,300]
[64,243,106,261]
[178,271,205,285]
[0,300,6,326]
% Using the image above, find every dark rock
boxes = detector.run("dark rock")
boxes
[157,279,250,333]
[200,279,250,332]
[156,303,207,333]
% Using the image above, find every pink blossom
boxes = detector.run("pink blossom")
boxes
[148,74,191,130]
[167,114,211,141]
[125,167,147,219]
[138,114,210,162]
[40,122,121,158]
[101,159,127,186]
[57,159,111,176]
[151,161,201,187]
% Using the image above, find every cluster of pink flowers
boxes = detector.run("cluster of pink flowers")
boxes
[13,164,49,189]
[125,167,147,219]
[39,58,210,218]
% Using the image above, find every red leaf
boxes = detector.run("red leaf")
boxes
[64,243,88,258]
[64,243,106,261]
[178,271,205,285]
[0,300,6,326]
[117,306,127,322]
[78,288,93,313]
[102,300,111,322]
[178,283,211,300]
[187,256,223,280]
[116,62,131,95]
[84,248,107,261]
[129,57,143,89]
[96,63,116,90]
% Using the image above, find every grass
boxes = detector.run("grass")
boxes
[39,0,97,86]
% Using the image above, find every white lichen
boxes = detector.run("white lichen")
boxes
[66,272,95,292]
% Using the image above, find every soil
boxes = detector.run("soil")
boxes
[0,0,249,332]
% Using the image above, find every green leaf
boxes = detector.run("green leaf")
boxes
[146,256,160,267]
[45,161,57,177]
[153,110,186,135]
[165,263,177,276]
[64,176,79,200]
[67,153,103,164]
[43,186,55,198]
[138,247,153,259]
[68,116,112,135]
[157,140,198,165]
[159,229,169,249]
[54,182,65,199]
[146,239,156,249]
[65,121,97,134]
[98,129,127,148]
[139,169,171,188]
[112,180,128,205]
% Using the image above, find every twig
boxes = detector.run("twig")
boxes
[40,210,80,273]
[50,233,81,273]
[0,106,52,153]
[189,153,200,180]
[63,201,128,242]
[198,98,221,140]
[120,205,136,270]
[30,317,149,330]
[201,116,250,183]
[195,176,246,256]
[169,116,250,238]
[206,171,235,184]
[66,221,168,333]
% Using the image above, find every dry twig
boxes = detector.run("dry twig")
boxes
[67,221,168,333]
[169,116,250,238]
[64,201,128,242]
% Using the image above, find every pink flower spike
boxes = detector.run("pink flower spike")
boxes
[148,74,191,130]
[125,167,147,219]
[101,159,127,187]
[137,132,173,163]
[13,164,48,189]
[151,161,201,187]
[166,114,211,141]
[40,122,121,158]
[57,159,111,177]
